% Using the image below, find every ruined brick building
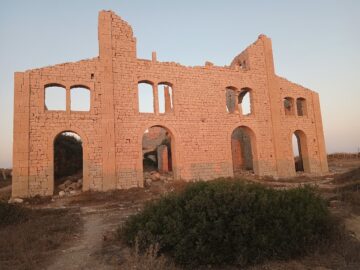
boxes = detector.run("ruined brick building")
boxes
[12,10,328,197]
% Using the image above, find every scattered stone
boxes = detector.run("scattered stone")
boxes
[145,178,152,187]
[59,191,66,197]
[69,182,78,189]
[58,183,66,190]
[76,182,82,189]
[9,198,23,203]
[63,180,73,186]
[150,171,161,181]
[329,200,342,208]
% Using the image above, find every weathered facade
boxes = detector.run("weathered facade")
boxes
[12,10,328,197]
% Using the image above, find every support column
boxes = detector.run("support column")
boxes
[157,145,169,173]
[66,87,71,113]
[312,92,329,174]
[12,72,30,197]
[231,139,243,173]
[154,84,159,114]
[98,11,117,190]
[164,86,172,113]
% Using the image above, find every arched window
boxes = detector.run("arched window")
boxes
[238,88,252,115]
[296,97,307,116]
[45,84,66,111]
[158,83,173,113]
[283,97,295,115]
[70,86,90,111]
[138,81,154,113]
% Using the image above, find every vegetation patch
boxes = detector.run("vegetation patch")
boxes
[0,200,29,227]
[334,166,360,184]
[0,201,82,270]
[120,179,338,267]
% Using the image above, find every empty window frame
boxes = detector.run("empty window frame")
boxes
[238,88,252,115]
[138,82,154,113]
[296,97,307,116]
[45,84,66,111]
[283,97,295,115]
[158,83,173,113]
[70,86,90,111]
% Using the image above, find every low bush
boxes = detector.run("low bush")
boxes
[120,179,337,267]
[0,201,28,227]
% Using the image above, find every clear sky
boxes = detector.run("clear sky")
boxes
[0,0,359,168]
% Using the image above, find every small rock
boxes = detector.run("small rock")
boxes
[63,180,73,187]
[76,182,82,189]
[145,178,152,187]
[68,182,78,190]
[9,198,23,203]
[159,176,167,181]
[77,178,83,184]
[69,190,78,195]
[58,183,66,190]
[329,200,342,208]
[59,191,65,197]
[150,172,161,181]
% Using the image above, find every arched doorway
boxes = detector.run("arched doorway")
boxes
[231,126,257,176]
[142,126,175,184]
[53,131,83,195]
[292,130,310,173]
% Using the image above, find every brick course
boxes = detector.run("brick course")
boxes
[12,11,328,197]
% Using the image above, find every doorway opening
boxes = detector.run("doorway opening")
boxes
[231,126,256,176]
[292,130,310,173]
[53,131,83,195]
[142,126,174,185]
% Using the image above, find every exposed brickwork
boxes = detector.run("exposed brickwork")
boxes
[12,11,328,197]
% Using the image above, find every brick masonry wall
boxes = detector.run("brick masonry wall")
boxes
[12,10,328,197]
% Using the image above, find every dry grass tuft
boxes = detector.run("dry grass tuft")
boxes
[121,239,179,270]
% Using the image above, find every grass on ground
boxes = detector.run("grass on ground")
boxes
[0,201,82,270]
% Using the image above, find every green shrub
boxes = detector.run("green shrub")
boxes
[0,201,28,227]
[120,179,337,267]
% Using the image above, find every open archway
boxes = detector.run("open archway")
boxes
[142,125,175,185]
[231,126,257,176]
[53,131,84,195]
[292,130,310,173]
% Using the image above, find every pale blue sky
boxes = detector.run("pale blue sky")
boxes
[1,0,359,168]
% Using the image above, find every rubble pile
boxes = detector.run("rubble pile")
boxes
[56,174,83,196]
[144,171,173,187]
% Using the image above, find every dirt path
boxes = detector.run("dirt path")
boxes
[0,184,11,200]
[47,206,112,270]
[45,193,147,270]
[345,215,360,241]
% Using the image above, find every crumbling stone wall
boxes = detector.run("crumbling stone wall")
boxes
[12,10,328,197]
